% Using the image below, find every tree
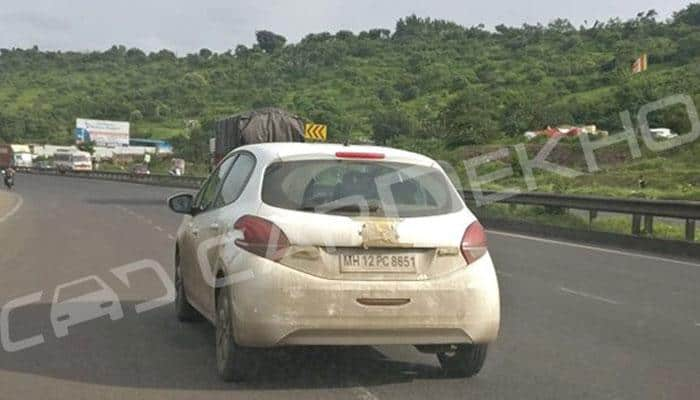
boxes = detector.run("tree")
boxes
[125,48,147,64]
[367,29,391,40]
[251,88,280,108]
[78,141,96,155]
[130,109,144,122]
[440,91,500,147]
[104,45,127,60]
[256,30,287,53]
[235,45,249,57]
[371,108,416,144]
[336,30,355,40]
[171,127,209,164]
[302,32,332,43]
[150,49,177,62]
[673,4,700,26]
[199,48,213,59]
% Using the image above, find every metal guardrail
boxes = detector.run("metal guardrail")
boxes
[464,190,699,242]
[19,168,205,189]
[17,168,699,242]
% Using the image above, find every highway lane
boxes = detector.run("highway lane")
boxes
[0,174,698,400]
[0,190,22,224]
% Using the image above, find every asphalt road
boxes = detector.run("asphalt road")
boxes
[0,174,698,400]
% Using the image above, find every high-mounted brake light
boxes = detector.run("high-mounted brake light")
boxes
[335,152,385,160]
[461,221,488,264]
[234,215,290,261]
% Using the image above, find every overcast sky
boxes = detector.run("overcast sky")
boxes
[0,0,694,54]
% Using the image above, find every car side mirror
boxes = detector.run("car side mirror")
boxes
[168,193,194,214]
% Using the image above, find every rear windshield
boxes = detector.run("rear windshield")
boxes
[73,156,90,163]
[262,160,464,217]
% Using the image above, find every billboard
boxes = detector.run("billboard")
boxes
[75,119,130,146]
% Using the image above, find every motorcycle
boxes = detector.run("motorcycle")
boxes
[2,169,15,190]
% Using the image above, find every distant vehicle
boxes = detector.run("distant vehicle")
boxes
[211,108,305,169]
[170,158,185,176]
[130,164,151,176]
[168,143,500,382]
[35,160,55,170]
[13,152,33,168]
[650,128,678,140]
[129,138,173,154]
[0,145,12,169]
[2,168,14,190]
[54,151,93,173]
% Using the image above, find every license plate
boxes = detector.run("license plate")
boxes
[339,253,417,273]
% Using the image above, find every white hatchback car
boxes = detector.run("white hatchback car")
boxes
[168,143,500,381]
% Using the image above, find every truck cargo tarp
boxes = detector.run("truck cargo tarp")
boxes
[215,108,304,159]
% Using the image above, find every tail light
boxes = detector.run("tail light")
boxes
[461,221,488,264]
[335,151,385,159]
[234,215,290,261]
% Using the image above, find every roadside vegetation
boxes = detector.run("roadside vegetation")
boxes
[478,203,700,243]
[470,139,700,200]
[0,4,699,200]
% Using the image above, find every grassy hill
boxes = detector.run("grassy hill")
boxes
[0,4,699,199]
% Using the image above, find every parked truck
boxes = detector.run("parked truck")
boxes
[13,152,33,168]
[0,144,13,169]
[0,145,33,169]
[211,108,305,169]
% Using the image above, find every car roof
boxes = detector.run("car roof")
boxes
[234,142,438,167]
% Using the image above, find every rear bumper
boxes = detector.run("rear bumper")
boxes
[223,252,500,347]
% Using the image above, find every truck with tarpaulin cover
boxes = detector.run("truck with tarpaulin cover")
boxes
[211,108,305,169]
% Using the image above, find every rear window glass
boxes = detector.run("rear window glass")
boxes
[262,160,463,217]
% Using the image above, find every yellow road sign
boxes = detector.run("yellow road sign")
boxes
[304,123,327,141]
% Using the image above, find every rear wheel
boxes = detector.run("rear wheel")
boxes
[215,289,257,382]
[437,344,488,378]
[175,251,200,322]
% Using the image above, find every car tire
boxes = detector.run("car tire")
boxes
[437,344,488,378]
[215,289,256,382]
[175,251,201,322]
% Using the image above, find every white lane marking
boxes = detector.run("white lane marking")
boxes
[351,386,379,400]
[127,210,153,225]
[559,287,621,305]
[0,193,24,224]
[695,322,700,327]
[489,230,700,268]
[496,270,514,278]
[154,226,164,232]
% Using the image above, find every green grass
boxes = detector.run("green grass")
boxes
[479,139,700,201]
[131,120,187,140]
[476,203,699,243]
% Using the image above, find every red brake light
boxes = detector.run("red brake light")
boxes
[335,151,385,159]
[234,215,290,261]
[461,221,487,264]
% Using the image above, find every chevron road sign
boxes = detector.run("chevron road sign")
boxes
[304,123,327,141]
